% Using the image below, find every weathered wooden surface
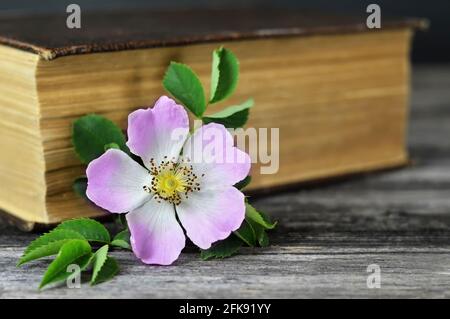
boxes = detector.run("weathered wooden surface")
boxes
[1,65,450,298]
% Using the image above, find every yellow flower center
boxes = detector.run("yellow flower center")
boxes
[155,170,186,199]
[142,157,202,205]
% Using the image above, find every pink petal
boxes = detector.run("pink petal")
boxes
[86,149,150,213]
[127,96,189,168]
[176,187,245,249]
[182,123,251,189]
[127,199,186,265]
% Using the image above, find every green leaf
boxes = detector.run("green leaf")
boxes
[234,175,252,190]
[39,239,92,289]
[163,62,206,117]
[90,245,109,284]
[258,230,270,247]
[110,240,130,250]
[55,218,111,243]
[247,219,270,247]
[234,220,257,247]
[91,256,119,285]
[18,229,85,266]
[200,235,242,260]
[72,177,88,199]
[104,142,120,151]
[112,229,130,242]
[203,99,253,128]
[245,203,277,230]
[242,203,275,248]
[72,114,128,164]
[110,229,131,250]
[210,47,239,104]
[40,253,92,290]
[259,210,277,229]
[210,48,220,102]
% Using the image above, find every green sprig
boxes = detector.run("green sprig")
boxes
[200,202,277,259]
[18,218,128,289]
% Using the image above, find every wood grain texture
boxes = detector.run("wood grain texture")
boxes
[1,65,450,298]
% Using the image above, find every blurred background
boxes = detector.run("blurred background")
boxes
[0,0,448,63]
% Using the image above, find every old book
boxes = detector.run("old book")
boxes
[0,9,426,228]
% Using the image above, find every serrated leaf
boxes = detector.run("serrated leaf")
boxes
[39,253,92,289]
[234,219,257,247]
[205,99,253,118]
[203,99,253,128]
[72,114,128,164]
[91,256,119,285]
[111,229,131,250]
[72,177,88,199]
[110,240,131,250]
[113,229,130,242]
[247,219,270,247]
[18,229,85,266]
[90,245,109,284]
[163,62,206,117]
[39,239,92,289]
[258,230,269,247]
[259,210,277,229]
[245,203,277,230]
[41,253,92,289]
[55,218,111,243]
[210,48,220,102]
[200,235,242,260]
[210,47,239,104]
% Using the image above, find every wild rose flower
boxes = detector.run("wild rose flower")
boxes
[86,96,251,265]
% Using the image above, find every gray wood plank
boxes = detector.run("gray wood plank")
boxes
[1,65,450,298]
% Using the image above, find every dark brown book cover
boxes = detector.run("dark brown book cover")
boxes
[0,9,427,60]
